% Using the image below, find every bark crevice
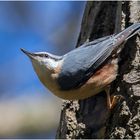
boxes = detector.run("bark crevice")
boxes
[56,1,140,139]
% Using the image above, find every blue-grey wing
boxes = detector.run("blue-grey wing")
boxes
[57,37,114,90]
[57,23,140,90]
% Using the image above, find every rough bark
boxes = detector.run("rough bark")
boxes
[56,1,140,139]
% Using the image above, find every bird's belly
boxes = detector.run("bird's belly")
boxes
[49,61,118,100]
[36,59,118,100]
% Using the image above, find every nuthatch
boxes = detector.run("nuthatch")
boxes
[21,23,140,109]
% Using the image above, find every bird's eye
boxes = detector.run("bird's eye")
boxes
[44,54,48,57]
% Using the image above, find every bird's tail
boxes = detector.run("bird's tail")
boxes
[114,23,140,47]
[111,23,140,56]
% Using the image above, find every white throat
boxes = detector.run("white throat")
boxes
[46,58,59,69]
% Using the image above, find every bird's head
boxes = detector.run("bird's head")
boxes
[21,48,62,79]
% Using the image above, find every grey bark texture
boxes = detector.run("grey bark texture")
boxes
[56,1,140,139]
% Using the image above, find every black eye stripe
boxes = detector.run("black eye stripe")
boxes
[36,53,62,61]
[37,54,48,57]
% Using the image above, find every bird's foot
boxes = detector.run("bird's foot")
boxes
[107,95,124,110]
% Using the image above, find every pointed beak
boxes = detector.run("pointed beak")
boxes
[20,48,37,59]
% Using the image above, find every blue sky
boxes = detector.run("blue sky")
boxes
[0,2,86,138]
[0,1,85,99]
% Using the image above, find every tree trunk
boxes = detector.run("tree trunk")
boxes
[56,1,140,139]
